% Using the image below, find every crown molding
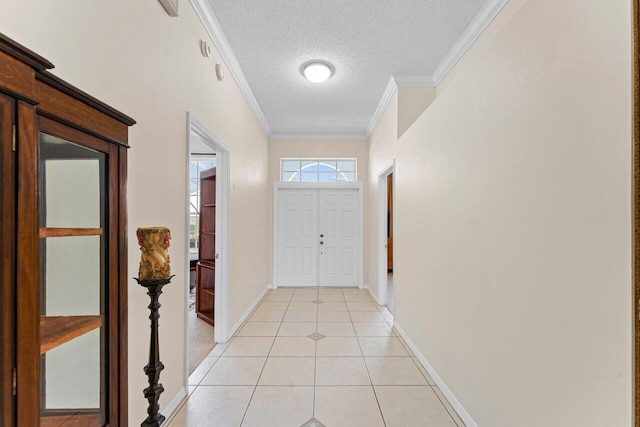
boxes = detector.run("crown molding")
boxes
[364,74,435,139]
[392,74,437,87]
[189,0,508,142]
[364,76,398,139]
[189,0,272,138]
[364,0,509,139]
[270,133,368,142]
[432,0,509,85]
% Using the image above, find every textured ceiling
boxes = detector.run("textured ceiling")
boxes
[207,0,488,138]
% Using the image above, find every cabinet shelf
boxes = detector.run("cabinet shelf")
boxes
[39,227,103,238]
[202,289,215,296]
[203,203,216,207]
[40,315,102,354]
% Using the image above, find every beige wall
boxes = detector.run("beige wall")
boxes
[368,0,632,424]
[268,140,370,284]
[397,86,437,139]
[367,86,439,301]
[1,0,271,422]
[367,93,399,302]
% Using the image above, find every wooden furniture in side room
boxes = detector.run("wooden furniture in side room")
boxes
[387,173,393,271]
[0,33,135,427]
[196,167,216,325]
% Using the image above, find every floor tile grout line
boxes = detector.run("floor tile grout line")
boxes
[190,355,222,388]
[187,288,400,426]
[349,303,388,427]
[313,292,319,419]
[238,289,291,426]
[312,287,319,421]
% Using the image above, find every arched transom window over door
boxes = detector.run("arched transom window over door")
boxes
[281,158,357,182]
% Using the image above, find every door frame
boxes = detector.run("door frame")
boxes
[634,0,639,423]
[377,161,395,306]
[184,113,231,385]
[273,182,364,288]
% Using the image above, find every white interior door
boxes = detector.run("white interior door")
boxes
[277,189,318,286]
[318,189,359,286]
[276,186,360,287]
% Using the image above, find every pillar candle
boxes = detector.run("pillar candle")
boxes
[137,227,171,280]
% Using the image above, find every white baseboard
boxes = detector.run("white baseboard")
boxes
[364,284,383,305]
[162,386,188,424]
[393,322,477,427]
[227,284,271,338]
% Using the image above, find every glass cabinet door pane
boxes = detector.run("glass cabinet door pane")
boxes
[44,330,103,409]
[39,133,104,229]
[38,132,106,425]
[44,236,101,316]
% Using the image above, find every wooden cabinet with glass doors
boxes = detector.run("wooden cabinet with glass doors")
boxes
[0,34,134,426]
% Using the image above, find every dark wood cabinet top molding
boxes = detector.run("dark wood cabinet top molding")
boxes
[36,71,136,126]
[0,52,38,104]
[0,33,54,71]
[0,33,136,145]
[36,80,131,146]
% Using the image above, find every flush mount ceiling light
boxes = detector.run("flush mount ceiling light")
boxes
[302,61,334,83]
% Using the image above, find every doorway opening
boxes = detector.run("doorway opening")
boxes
[378,161,395,317]
[386,172,394,315]
[633,0,639,421]
[185,113,230,380]
[187,154,215,374]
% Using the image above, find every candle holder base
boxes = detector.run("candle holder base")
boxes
[135,275,174,427]
[141,415,166,427]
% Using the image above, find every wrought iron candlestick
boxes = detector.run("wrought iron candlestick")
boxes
[135,226,172,426]
[136,276,173,426]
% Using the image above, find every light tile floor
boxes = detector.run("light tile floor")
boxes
[168,287,465,427]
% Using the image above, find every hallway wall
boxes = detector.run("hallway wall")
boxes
[367,93,399,303]
[0,0,271,422]
[370,0,632,425]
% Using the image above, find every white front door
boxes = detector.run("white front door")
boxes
[276,187,360,287]
[277,189,318,286]
[318,189,359,286]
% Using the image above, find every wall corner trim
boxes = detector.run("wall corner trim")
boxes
[227,284,272,339]
[188,0,272,138]
[365,74,436,140]
[432,0,510,85]
[393,323,479,427]
[365,76,398,139]
[161,386,188,425]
